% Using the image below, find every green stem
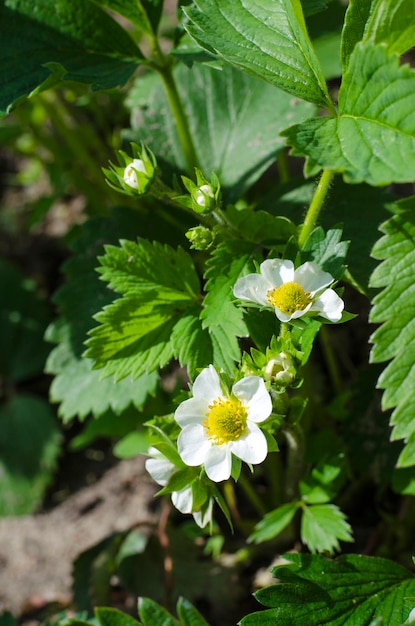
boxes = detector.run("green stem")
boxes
[157,63,201,175]
[319,325,343,395]
[238,472,267,517]
[276,149,290,184]
[284,423,305,502]
[298,169,335,249]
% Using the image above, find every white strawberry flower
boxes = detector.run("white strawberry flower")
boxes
[233,259,344,323]
[145,447,212,528]
[175,365,272,483]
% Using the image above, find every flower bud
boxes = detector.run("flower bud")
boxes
[264,352,296,385]
[180,169,220,214]
[195,184,215,210]
[186,225,214,250]
[103,143,157,196]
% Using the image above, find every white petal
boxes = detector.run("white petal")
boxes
[174,396,209,427]
[172,487,193,514]
[192,365,223,402]
[233,274,270,306]
[178,424,211,466]
[145,456,173,486]
[193,499,213,528]
[313,289,344,322]
[232,376,272,423]
[230,424,268,464]
[294,262,334,294]
[204,445,232,482]
[260,258,294,285]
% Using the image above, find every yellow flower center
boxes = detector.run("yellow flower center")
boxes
[203,397,248,445]
[267,281,311,315]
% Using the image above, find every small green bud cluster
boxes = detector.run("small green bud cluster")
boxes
[103,143,157,196]
[179,169,220,214]
[185,225,215,250]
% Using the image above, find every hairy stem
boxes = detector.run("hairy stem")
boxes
[157,63,201,176]
[298,169,335,248]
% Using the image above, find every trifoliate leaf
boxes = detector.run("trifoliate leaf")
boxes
[85,239,201,380]
[241,553,415,625]
[0,394,61,515]
[370,200,415,469]
[300,503,353,553]
[183,0,332,109]
[283,42,415,186]
[0,0,143,114]
[126,63,315,200]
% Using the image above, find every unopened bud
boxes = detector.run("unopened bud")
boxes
[124,159,147,190]
[264,352,295,385]
[195,184,215,209]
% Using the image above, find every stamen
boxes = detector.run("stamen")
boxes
[267,281,311,315]
[203,397,248,445]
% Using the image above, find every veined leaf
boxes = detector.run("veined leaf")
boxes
[46,321,157,422]
[241,553,415,625]
[138,598,179,626]
[283,42,415,185]
[201,240,260,373]
[300,503,353,554]
[127,63,315,200]
[85,240,203,380]
[95,0,163,35]
[95,607,141,626]
[301,226,349,281]
[340,0,375,71]
[183,0,332,109]
[370,200,415,468]
[365,0,415,56]
[0,0,143,114]
[341,0,415,72]
[176,597,210,626]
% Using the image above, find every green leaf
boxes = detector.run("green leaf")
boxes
[364,0,415,56]
[138,598,179,626]
[85,240,201,380]
[171,309,213,380]
[46,208,169,422]
[241,553,415,625]
[95,0,163,34]
[113,431,150,459]
[301,226,349,280]
[0,258,51,382]
[0,0,143,114]
[183,0,331,109]
[249,502,299,544]
[47,321,157,422]
[301,0,331,17]
[341,0,415,72]
[126,63,315,200]
[283,42,415,186]
[340,0,375,71]
[0,394,61,515]
[225,207,296,247]
[201,240,259,373]
[95,608,141,626]
[300,503,353,554]
[176,597,210,626]
[370,200,415,469]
